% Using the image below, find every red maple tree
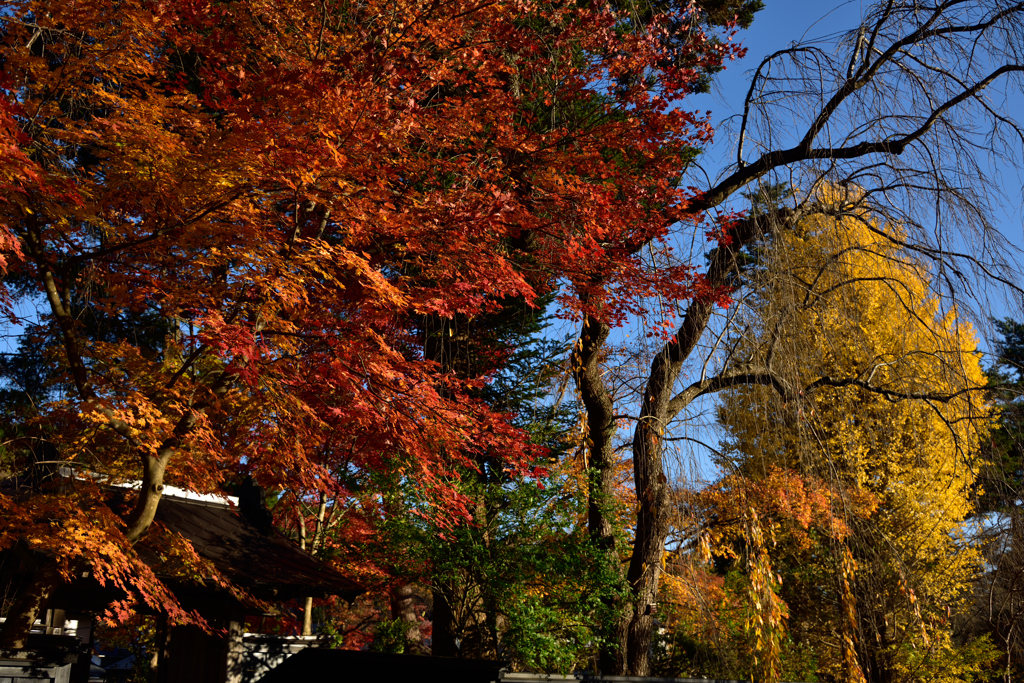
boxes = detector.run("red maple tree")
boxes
[0,0,737,649]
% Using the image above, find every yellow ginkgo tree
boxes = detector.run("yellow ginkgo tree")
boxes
[704,196,995,682]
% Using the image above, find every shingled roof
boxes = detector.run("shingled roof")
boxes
[149,493,362,602]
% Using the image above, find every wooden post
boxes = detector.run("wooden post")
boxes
[225,620,244,683]
[44,609,66,635]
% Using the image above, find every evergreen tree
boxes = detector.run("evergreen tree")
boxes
[362,298,626,672]
[959,319,1024,678]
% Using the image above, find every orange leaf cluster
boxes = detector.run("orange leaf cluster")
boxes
[0,0,739,620]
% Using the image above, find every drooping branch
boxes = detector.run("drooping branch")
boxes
[803,374,990,404]
[695,1,1024,218]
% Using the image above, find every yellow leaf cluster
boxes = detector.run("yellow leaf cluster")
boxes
[715,195,992,679]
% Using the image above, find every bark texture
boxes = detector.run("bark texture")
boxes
[572,312,629,673]
[575,214,782,674]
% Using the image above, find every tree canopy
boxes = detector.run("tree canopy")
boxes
[0,0,1023,678]
[0,0,738,651]
[699,203,991,681]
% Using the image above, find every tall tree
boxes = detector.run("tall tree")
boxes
[960,318,1024,679]
[703,205,991,682]
[362,299,626,671]
[0,0,734,649]
[977,319,1024,513]
[0,0,1021,673]
[571,0,1024,673]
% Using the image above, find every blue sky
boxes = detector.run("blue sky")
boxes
[690,0,1024,323]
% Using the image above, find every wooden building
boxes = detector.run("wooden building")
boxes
[1,483,361,683]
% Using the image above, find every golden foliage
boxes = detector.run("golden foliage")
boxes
[696,195,993,680]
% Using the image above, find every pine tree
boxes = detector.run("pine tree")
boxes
[959,318,1024,677]
[348,298,625,672]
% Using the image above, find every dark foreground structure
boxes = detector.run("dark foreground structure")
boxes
[3,486,759,683]
[256,649,751,683]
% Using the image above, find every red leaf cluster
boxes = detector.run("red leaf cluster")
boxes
[0,0,740,620]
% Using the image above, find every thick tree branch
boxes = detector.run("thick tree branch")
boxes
[667,366,791,421]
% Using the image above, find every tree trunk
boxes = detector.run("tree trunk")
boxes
[430,588,458,657]
[124,450,173,543]
[390,584,421,647]
[624,415,672,674]
[422,313,471,659]
[0,557,63,650]
[298,491,328,637]
[615,215,780,674]
[620,335,686,675]
[573,312,629,674]
[474,481,501,658]
[570,215,782,674]
[301,596,314,637]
